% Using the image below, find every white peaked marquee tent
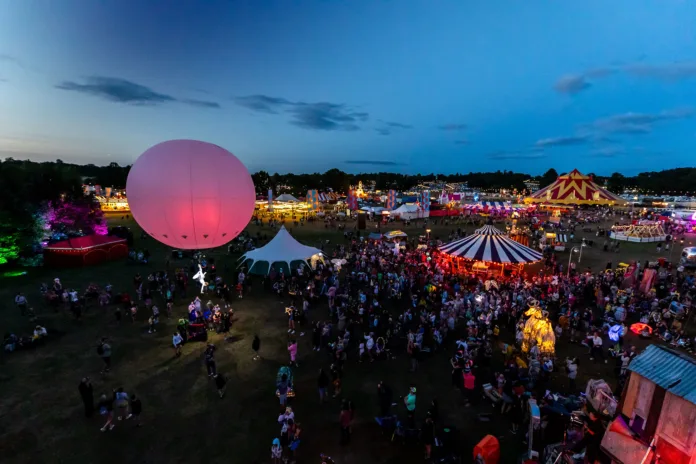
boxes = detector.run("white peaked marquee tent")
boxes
[275,193,300,202]
[239,226,324,274]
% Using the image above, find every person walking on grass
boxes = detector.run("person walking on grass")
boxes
[288,340,298,367]
[214,373,227,398]
[172,332,183,357]
[204,343,217,377]
[97,393,115,432]
[97,338,111,374]
[79,377,94,418]
[127,394,142,427]
[252,334,261,360]
[277,374,290,406]
[14,292,28,316]
[271,438,283,464]
[113,387,130,421]
[339,400,352,445]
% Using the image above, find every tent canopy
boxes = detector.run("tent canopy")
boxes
[524,169,627,205]
[439,224,543,264]
[383,230,407,239]
[239,226,323,274]
[275,193,300,202]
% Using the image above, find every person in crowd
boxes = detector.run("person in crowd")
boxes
[252,334,261,360]
[78,377,94,418]
[127,394,142,426]
[97,338,112,374]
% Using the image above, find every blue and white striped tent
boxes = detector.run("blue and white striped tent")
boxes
[439,224,542,264]
[463,201,512,210]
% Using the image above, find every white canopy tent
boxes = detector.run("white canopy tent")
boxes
[239,226,324,274]
[390,204,424,220]
[275,193,300,202]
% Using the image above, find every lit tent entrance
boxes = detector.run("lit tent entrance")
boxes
[238,226,324,274]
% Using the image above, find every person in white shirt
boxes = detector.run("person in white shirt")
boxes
[590,332,606,363]
[172,332,183,357]
[15,293,28,316]
[365,333,375,362]
[33,325,47,340]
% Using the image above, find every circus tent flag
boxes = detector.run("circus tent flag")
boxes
[524,169,627,206]
[386,189,397,209]
[268,189,273,211]
[307,189,320,211]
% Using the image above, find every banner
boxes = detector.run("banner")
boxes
[420,190,430,212]
[386,189,397,209]
[307,189,320,211]
[347,189,358,210]
[105,187,112,198]
[268,189,273,211]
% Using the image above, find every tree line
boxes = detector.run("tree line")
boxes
[2,158,696,199]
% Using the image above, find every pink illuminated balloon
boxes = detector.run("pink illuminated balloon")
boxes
[126,140,255,249]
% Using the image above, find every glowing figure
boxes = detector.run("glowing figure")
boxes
[521,303,556,356]
[192,264,207,294]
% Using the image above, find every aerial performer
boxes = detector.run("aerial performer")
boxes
[192,264,207,294]
[126,140,256,250]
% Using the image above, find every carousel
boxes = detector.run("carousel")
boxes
[609,222,666,243]
[438,224,543,276]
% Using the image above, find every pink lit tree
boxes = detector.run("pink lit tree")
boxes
[44,198,108,236]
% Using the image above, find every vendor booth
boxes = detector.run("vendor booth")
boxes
[44,235,128,267]
[539,232,567,251]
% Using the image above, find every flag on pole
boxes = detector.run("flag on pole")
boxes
[421,191,430,212]
[307,189,320,211]
[347,189,358,210]
[386,189,397,209]
[268,189,273,211]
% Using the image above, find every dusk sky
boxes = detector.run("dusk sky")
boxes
[1,0,696,175]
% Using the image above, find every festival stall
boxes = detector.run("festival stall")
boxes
[539,231,568,252]
[438,224,543,275]
[239,226,324,274]
[44,235,128,267]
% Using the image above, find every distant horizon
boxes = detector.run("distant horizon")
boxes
[3,153,695,180]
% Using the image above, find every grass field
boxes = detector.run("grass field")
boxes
[0,214,687,464]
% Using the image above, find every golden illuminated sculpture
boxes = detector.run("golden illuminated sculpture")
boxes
[521,302,555,356]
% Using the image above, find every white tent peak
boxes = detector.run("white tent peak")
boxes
[239,226,324,274]
[275,193,300,202]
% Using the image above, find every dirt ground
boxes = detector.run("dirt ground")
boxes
[0,214,691,464]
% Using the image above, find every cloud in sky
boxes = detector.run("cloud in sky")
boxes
[181,98,221,109]
[345,160,399,165]
[555,61,696,94]
[487,150,547,160]
[0,54,23,68]
[581,108,693,136]
[537,108,692,149]
[438,123,467,131]
[55,76,220,108]
[375,120,413,135]
[234,94,368,131]
[554,75,591,94]
[535,135,590,148]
